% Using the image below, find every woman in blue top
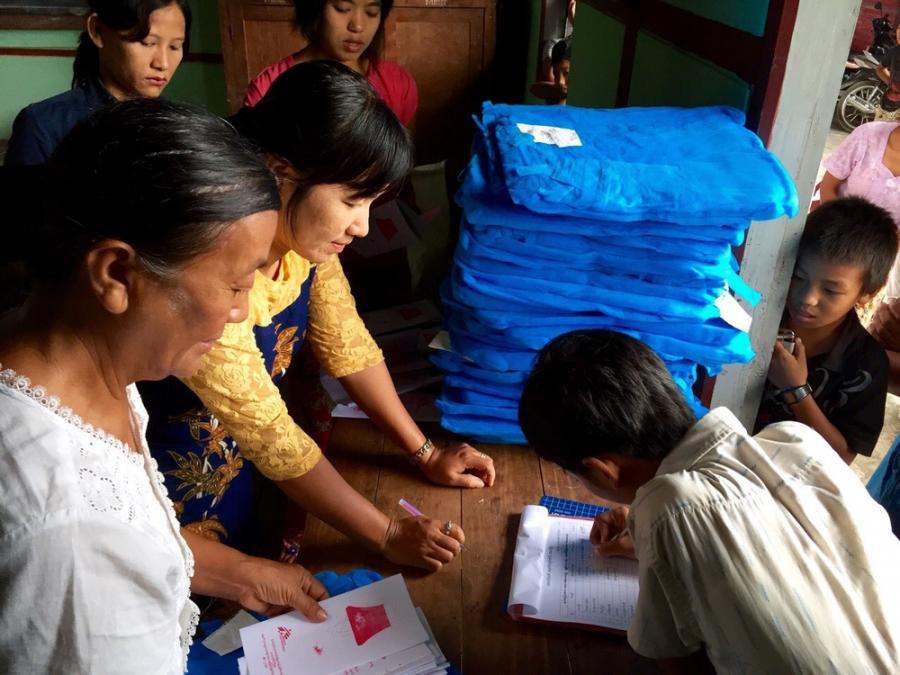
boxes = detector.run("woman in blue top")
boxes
[5,0,189,166]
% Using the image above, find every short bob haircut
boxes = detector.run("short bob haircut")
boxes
[519,329,696,473]
[294,0,393,63]
[798,196,899,295]
[34,98,279,286]
[230,60,413,216]
[73,0,192,88]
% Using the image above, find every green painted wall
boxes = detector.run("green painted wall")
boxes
[566,6,624,109]
[539,0,763,112]
[662,0,769,37]
[628,31,751,110]
[0,0,225,141]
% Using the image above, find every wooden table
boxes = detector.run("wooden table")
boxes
[300,419,659,675]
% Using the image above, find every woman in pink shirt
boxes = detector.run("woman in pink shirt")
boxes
[243,0,417,126]
[820,121,900,225]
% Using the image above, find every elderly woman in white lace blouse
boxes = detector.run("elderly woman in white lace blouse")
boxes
[0,99,329,674]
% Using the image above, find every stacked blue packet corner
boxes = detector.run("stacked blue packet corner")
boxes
[433,103,798,444]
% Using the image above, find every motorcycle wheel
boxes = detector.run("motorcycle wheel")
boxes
[835,79,884,132]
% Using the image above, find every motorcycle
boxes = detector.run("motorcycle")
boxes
[834,1,896,132]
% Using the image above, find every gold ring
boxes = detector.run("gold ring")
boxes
[442,520,453,535]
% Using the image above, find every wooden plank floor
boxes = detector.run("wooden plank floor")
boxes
[300,419,659,675]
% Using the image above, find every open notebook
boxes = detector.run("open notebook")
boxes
[508,505,639,633]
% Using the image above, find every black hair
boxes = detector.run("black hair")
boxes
[32,98,279,287]
[551,38,572,65]
[799,197,898,294]
[230,59,412,207]
[294,0,393,63]
[519,330,696,472]
[73,0,192,88]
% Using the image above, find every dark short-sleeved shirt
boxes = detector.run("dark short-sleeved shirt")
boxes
[756,312,888,456]
[4,79,115,166]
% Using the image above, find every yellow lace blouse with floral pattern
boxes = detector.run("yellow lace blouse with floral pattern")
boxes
[181,252,383,481]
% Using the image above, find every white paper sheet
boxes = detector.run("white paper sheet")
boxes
[508,505,639,631]
[240,575,429,675]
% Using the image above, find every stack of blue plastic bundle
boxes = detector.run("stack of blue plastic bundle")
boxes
[432,103,799,444]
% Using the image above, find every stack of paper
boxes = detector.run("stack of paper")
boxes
[323,301,443,423]
[238,575,449,675]
[432,103,799,443]
[508,505,638,633]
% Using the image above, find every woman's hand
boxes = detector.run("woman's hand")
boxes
[870,297,900,351]
[381,516,464,572]
[234,557,329,620]
[767,337,808,390]
[417,441,497,488]
[590,506,635,559]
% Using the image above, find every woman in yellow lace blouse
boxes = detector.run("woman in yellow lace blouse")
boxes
[140,61,495,572]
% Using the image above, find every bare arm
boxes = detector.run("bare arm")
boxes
[340,362,496,488]
[818,171,844,202]
[878,65,892,85]
[768,339,855,464]
[275,456,463,572]
[787,395,855,464]
[181,528,328,620]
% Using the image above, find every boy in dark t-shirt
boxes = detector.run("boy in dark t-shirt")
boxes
[756,198,899,463]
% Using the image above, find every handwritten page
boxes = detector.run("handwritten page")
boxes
[508,505,639,631]
[240,575,429,675]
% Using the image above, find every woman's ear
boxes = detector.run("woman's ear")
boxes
[84,240,139,315]
[86,14,104,49]
[265,153,294,181]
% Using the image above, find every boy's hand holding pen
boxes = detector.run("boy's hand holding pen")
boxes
[590,505,636,559]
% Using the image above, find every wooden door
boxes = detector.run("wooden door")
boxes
[218,0,496,165]
[218,0,304,112]
[387,1,495,164]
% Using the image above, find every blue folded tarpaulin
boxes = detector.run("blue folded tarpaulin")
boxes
[465,103,799,225]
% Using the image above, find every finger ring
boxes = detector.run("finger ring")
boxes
[442,520,453,535]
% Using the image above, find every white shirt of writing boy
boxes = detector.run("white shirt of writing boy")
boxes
[628,407,900,674]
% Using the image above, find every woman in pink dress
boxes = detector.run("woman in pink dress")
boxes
[243,0,417,126]
[820,121,900,224]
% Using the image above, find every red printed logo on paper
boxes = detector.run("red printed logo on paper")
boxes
[277,625,292,650]
[346,604,391,645]
[313,644,323,655]
[376,218,398,240]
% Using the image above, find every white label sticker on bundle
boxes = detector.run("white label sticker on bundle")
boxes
[516,123,583,148]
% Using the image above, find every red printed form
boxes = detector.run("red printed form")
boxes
[239,575,429,675]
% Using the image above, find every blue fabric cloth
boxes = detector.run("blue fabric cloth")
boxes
[140,269,316,550]
[867,435,900,536]
[186,569,383,675]
[5,79,115,166]
[463,103,799,225]
[434,103,798,443]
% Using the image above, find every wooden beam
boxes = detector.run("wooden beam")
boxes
[749,0,801,141]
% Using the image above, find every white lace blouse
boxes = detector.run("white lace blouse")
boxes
[0,368,199,674]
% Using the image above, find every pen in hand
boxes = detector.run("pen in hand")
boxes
[398,498,466,551]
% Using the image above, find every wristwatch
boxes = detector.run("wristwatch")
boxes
[775,383,812,406]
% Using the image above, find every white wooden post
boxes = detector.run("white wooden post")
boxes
[711,0,862,425]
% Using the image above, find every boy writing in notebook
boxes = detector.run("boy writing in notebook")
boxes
[755,197,898,463]
[518,329,900,674]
